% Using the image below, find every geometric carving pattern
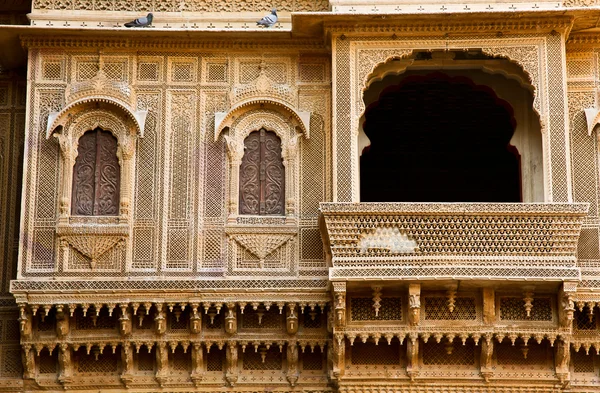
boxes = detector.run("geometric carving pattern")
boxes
[231,233,293,262]
[499,298,553,321]
[350,297,402,321]
[422,339,475,366]
[351,341,401,365]
[424,297,476,321]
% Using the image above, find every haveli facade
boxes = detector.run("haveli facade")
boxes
[0,0,599,392]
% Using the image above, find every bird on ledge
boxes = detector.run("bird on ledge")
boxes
[125,13,153,28]
[256,8,278,28]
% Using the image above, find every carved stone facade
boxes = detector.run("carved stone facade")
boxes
[0,1,599,392]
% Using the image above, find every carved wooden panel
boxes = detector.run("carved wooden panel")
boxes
[72,128,120,216]
[239,128,284,215]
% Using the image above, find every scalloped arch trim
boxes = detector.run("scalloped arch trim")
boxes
[585,108,600,136]
[214,98,310,142]
[46,97,148,140]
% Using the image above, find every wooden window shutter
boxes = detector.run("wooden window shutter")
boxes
[71,128,120,216]
[239,128,285,215]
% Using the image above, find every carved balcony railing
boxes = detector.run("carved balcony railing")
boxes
[319,202,589,281]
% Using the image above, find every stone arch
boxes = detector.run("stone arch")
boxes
[358,47,541,119]
[46,97,147,140]
[214,98,310,142]
[46,99,145,220]
[217,106,305,222]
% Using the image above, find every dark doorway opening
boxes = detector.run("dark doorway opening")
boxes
[360,72,521,202]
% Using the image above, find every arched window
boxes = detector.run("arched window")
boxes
[71,128,120,216]
[239,128,285,215]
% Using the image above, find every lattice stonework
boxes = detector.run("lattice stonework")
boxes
[351,341,401,365]
[424,297,476,320]
[350,297,402,321]
[499,297,553,321]
[496,341,551,369]
[422,339,476,366]
[243,346,283,370]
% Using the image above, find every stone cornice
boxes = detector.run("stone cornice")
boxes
[10,279,330,294]
[323,17,574,35]
[567,33,600,46]
[20,35,327,50]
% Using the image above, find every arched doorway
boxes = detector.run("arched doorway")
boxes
[360,72,523,203]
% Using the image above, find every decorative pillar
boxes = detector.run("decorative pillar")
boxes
[121,343,134,386]
[55,132,74,222]
[191,343,204,386]
[328,334,345,385]
[21,344,35,380]
[58,343,73,384]
[55,304,69,338]
[155,342,168,386]
[559,282,577,327]
[408,283,421,326]
[286,303,299,334]
[225,341,239,387]
[224,136,243,220]
[225,303,237,335]
[555,336,570,385]
[480,334,494,382]
[406,333,420,381]
[482,288,495,325]
[286,342,299,386]
[154,303,166,335]
[117,134,136,220]
[332,282,347,328]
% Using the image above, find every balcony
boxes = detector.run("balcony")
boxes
[319,203,588,282]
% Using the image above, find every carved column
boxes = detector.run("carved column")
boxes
[283,134,300,217]
[559,282,577,328]
[329,334,345,385]
[18,304,32,340]
[555,337,570,385]
[155,341,169,386]
[286,342,299,387]
[119,304,132,336]
[117,134,135,220]
[55,304,69,338]
[332,282,347,328]
[480,334,494,382]
[286,303,299,334]
[482,287,495,325]
[120,343,134,387]
[224,135,243,219]
[154,303,166,335]
[55,132,74,222]
[225,341,238,387]
[406,333,420,381]
[408,283,420,326]
[225,303,237,335]
[191,343,204,387]
[21,344,35,380]
[58,343,73,384]
[190,303,202,334]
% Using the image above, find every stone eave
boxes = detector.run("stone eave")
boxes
[9,278,330,297]
[293,9,600,37]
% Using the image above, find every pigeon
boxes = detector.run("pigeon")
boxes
[256,8,277,28]
[125,13,153,28]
